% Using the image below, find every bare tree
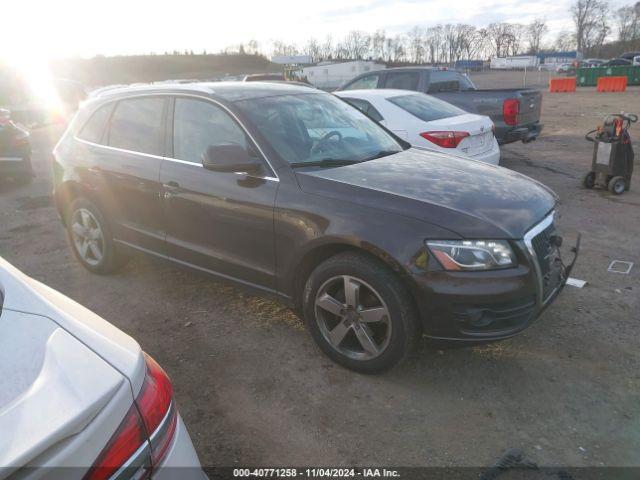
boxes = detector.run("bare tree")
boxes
[527,19,548,53]
[302,38,321,63]
[245,39,260,55]
[455,24,480,60]
[508,24,527,55]
[425,25,443,63]
[487,23,514,57]
[371,30,387,60]
[343,30,371,59]
[571,0,610,53]
[555,30,577,51]
[443,24,469,62]
[615,4,640,42]
[383,35,406,62]
[470,27,490,59]
[406,26,426,62]
[271,40,299,57]
[320,36,334,60]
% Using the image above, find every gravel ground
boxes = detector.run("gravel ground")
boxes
[1,84,639,470]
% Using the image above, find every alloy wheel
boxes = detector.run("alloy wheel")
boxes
[314,275,392,360]
[71,208,105,266]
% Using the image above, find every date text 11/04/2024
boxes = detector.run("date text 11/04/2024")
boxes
[233,468,401,478]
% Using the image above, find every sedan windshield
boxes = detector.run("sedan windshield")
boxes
[387,93,466,122]
[235,93,403,166]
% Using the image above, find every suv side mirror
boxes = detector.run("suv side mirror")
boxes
[202,144,262,174]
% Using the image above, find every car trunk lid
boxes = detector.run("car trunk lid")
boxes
[0,308,126,469]
[423,113,495,156]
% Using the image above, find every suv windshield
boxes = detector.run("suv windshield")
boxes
[387,93,466,122]
[235,93,403,165]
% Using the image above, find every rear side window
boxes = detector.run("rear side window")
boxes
[342,98,384,122]
[387,93,466,122]
[173,98,248,164]
[108,97,166,156]
[342,73,380,90]
[427,71,475,93]
[384,72,420,91]
[78,104,113,144]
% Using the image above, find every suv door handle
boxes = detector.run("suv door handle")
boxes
[161,181,180,200]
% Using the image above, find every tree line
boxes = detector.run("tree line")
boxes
[230,1,639,63]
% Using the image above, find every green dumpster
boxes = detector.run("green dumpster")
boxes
[577,66,640,86]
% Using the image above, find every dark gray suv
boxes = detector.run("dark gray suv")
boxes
[53,82,578,373]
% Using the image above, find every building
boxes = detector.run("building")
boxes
[537,51,583,68]
[301,60,386,90]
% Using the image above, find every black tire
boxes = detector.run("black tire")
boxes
[65,197,128,274]
[608,176,626,195]
[583,171,596,189]
[302,251,419,373]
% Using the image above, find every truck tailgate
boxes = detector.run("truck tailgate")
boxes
[518,90,542,126]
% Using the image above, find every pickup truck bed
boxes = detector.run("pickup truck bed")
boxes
[337,68,543,145]
[434,88,543,144]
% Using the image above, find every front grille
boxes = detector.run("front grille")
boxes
[530,221,562,301]
[531,223,555,277]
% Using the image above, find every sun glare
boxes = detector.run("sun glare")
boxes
[7,55,64,113]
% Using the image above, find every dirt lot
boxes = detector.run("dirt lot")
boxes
[1,80,639,471]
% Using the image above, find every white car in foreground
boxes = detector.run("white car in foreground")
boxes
[0,257,205,480]
[335,89,500,165]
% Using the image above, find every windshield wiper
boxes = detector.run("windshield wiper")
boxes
[363,150,401,161]
[290,158,363,168]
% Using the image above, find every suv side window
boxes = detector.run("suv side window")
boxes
[172,98,251,165]
[108,97,166,156]
[384,71,420,90]
[427,71,475,93]
[78,103,113,144]
[342,73,381,90]
[342,97,384,122]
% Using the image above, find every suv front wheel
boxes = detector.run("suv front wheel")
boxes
[302,252,419,373]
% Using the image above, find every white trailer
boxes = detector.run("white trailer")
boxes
[301,61,386,90]
[491,56,539,70]
[490,57,508,69]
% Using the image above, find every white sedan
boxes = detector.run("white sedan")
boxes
[334,89,500,165]
[0,257,206,480]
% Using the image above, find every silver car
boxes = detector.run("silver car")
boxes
[0,257,206,480]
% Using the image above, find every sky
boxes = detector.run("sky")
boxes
[2,0,631,63]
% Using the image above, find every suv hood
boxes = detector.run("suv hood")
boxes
[296,148,556,238]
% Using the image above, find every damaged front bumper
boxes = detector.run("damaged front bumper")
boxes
[413,212,580,343]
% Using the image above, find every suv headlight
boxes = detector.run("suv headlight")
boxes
[426,240,516,271]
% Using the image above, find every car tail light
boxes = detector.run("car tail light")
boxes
[138,354,177,466]
[420,131,469,148]
[503,98,519,126]
[83,354,177,480]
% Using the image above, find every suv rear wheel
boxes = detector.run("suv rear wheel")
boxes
[302,252,419,373]
[66,197,128,274]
